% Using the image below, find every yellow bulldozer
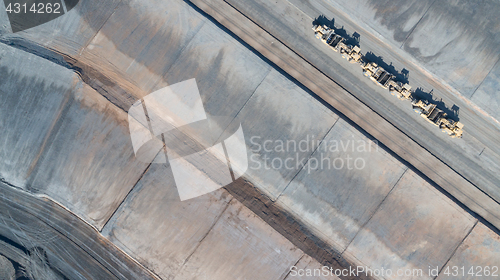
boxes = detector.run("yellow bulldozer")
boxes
[412,99,464,138]
[388,81,412,100]
[361,62,393,89]
[313,25,346,52]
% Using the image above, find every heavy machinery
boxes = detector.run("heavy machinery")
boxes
[361,62,394,89]
[313,24,328,36]
[412,99,446,125]
[313,25,345,52]
[313,25,361,62]
[312,24,329,39]
[412,99,464,138]
[313,23,464,138]
[388,80,412,100]
[325,32,345,52]
[440,119,464,139]
[340,44,362,63]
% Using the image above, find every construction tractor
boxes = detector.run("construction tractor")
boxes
[313,24,362,62]
[361,62,394,89]
[388,81,412,100]
[311,23,464,139]
[439,119,464,138]
[411,99,464,138]
[312,24,330,39]
[326,33,346,52]
[412,99,446,126]
[340,45,362,63]
[313,25,346,52]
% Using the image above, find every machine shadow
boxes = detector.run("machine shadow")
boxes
[413,87,460,121]
[364,52,409,84]
[313,15,360,47]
